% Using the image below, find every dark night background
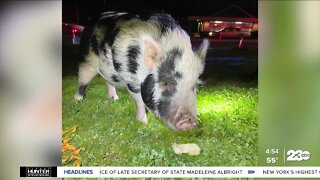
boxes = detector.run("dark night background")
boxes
[63,0,258,29]
[62,0,258,78]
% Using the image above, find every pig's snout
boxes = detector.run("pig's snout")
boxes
[175,113,198,131]
[173,106,198,131]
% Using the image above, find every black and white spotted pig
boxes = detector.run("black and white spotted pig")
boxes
[74,12,209,131]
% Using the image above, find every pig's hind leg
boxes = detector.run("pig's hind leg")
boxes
[74,61,98,101]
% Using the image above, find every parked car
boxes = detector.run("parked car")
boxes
[200,31,217,38]
[218,27,251,39]
[63,22,93,58]
[62,23,85,45]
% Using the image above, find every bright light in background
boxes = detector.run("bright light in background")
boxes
[252,23,258,32]
[214,21,223,23]
[208,31,213,36]
[199,100,233,114]
[72,27,78,33]
[197,87,258,120]
[235,21,243,24]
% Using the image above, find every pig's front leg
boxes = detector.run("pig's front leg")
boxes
[106,82,119,100]
[129,91,148,123]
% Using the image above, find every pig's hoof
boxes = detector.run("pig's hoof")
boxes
[74,93,84,101]
[137,115,148,124]
[109,94,119,101]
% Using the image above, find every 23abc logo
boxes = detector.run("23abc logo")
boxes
[286,150,310,161]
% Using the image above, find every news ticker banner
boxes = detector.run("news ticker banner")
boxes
[20,166,320,178]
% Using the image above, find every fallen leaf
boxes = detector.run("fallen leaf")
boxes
[72,148,82,155]
[63,125,77,136]
[62,156,69,163]
[172,143,201,156]
[62,125,83,166]
[70,154,81,160]
[72,160,81,167]
[62,143,77,152]
[62,138,72,146]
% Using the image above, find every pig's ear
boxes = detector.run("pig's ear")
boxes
[195,39,209,62]
[144,37,163,72]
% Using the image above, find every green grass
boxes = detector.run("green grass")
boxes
[63,69,258,166]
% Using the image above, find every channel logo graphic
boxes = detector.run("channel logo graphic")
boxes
[20,166,57,177]
[286,150,311,162]
[248,170,255,174]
